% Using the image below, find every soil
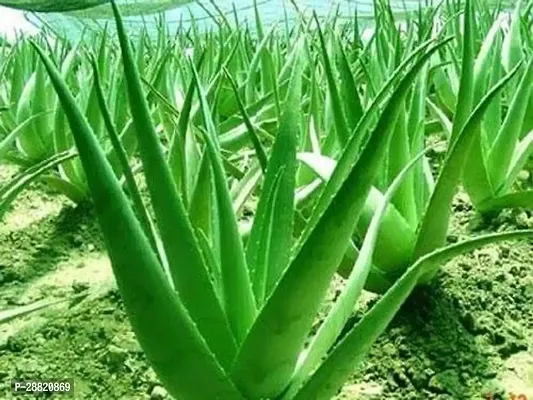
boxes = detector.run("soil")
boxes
[0,168,532,399]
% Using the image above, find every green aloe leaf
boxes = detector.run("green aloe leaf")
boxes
[449,0,475,144]
[483,35,504,145]
[408,63,431,220]
[110,0,239,369]
[246,56,300,307]
[245,24,277,103]
[54,100,88,196]
[296,152,416,278]
[0,113,46,160]
[231,162,262,216]
[41,175,87,203]
[31,32,244,400]
[316,14,351,147]
[167,53,204,203]
[224,68,269,172]
[335,35,364,139]
[0,151,77,219]
[53,40,90,200]
[462,132,493,208]
[0,293,87,326]
[292,230,533,400]
[300,37,451,247]
[90,55,160,259]
[501,0,523,73]
[286,146,431,398]
[479,191,533,213]
[15,69,48,161]
[188,150,214,243]
[426,98,452,138]
[388,103,417,226]
[191,62,257,344]
[473,16,502,102]
[489,59,533,190]
[231,38,447,399]
[502,130,533,193]
[413,61,522,264]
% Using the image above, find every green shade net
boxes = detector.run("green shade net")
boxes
[1,0,517,40]
[7,0,391,40]
[0,0,109,13]
[0,0,194,15]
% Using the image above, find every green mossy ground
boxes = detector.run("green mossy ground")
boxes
[0,170,532,399]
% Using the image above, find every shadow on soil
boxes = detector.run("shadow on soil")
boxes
[0,201,103,298]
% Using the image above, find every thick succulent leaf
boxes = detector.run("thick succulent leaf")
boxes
[479,191,533,213]
[0,113,44,160]
[245,24,277,103]
[0,294,87,325]
[225,69,268,172]
[473,16,502,102]
[231,162,262,216]
[191,63,257,344]
[488,59,533,189]
[250,170,286,300]
[299,38,450,247]
[90,56,159,257]
[408,64,431,220]
[246,58,300,307]
[432,57,457,114]
[503,130,533,193]
[521,84,533,136]
[188,150,214,242]
[167,53,205,202]
[296,152,416,276]
[54,99,87,193]
[449,0,475,144]
[414,62,522,261]
[286,147,431,398]
[336,35,364,139]
[426,98,452,138]
[315,14,351,147]
[31,41,243,400]
[231,39,446,399]
[462,131,494,209]
[0,151,77,219]
[218,92,275,136]
[388,105,417,226]
[111,1,239,369]
[41,175,88,203]
[482,37,504,145]
[196,229,224,307]
[501,0,523,73]
[354,187,416,277]
[253,0,275,94]
[292,230,533,400]
[15,72,48,160]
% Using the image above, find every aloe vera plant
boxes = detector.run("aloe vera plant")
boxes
[428,0,533,214]
[26,1,533,399]
[0,29,140,216]
[294,0,533,291]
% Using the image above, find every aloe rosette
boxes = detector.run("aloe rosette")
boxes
[27,1,533,399]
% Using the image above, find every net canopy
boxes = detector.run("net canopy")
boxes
[0,0,192,14]
[0,0,433,39]
[0,0,516,39]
